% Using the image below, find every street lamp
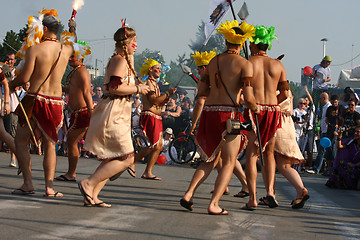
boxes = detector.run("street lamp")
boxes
[95,59,102,77]
[320,38,328,58]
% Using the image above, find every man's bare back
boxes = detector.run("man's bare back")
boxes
[201,53,253,105]
[250,55,286,104]
[67,66,93,111]
[25,41,73,97]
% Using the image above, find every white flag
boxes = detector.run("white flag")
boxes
[204,0,235,45]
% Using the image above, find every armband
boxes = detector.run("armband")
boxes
[0,72,5,81]
[135,85,140,94]
[200,74,210,85]
[277,81,290,91]
[108,76,122,90]
[242,78,251,87]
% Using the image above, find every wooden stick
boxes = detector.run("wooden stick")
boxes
[14,93,38,148]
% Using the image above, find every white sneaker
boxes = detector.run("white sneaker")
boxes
[9,159,17,168]
[305,169,316,174]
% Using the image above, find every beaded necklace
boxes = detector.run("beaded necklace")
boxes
[224,49,239,55]
[148,77,160,96]
[41,36,59,42]
[66,64,84,83]
[252,51,268,57]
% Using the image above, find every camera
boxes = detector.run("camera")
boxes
[291,115,300,122]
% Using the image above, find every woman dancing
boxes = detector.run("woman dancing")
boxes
[78,25,150,207]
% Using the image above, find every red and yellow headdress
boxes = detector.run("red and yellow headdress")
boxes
[216,20,255,46]
[191,51,217,67]
[15,8,59,76]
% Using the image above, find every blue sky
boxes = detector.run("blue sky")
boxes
[1,0,360,85]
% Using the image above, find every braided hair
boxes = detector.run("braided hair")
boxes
[114,27,143,83]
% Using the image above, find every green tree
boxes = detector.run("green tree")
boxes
[0,30,22,62]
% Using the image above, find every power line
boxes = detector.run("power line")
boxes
[332,52,360,67]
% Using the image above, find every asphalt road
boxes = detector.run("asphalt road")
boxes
[0,152,359,240]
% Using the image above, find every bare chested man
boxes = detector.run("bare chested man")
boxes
[9,14,73,197]
[180,20,258,215]
[128,59,176,180]
[243,25,289,210]
[56,37,93,182]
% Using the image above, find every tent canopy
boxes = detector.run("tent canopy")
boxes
[337,65,360,89]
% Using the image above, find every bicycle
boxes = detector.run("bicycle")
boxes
[169,123,198,164]
[131,128,149,154]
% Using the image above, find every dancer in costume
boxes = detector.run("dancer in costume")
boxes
[180,20,257,215]
[9,9,74,197]
[243,24,288,210]
[127,59,176,180]
[78,24,150,207]
[189,51,249,197]
[273,91,310,209]
[56,20,92,182]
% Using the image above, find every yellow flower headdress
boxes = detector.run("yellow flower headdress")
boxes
[191,51,217,67]
[140,59,160,77]
[216,20,255,45]
[15,8,59,76]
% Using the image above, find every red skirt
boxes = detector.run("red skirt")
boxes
[31,94,64,143]
[68,107,91,133]
[244,104,281,151]
[196,105,247,162]
[140,110,163,146]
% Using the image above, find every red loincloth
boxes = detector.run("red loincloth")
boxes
[139,110,163,146]
[67,107,90,134]
[244,104,281,151]
[31,94,64,143]
[196,105,247,162]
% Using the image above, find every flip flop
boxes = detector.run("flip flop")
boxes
[233,190,250,198]
[44,192,63,198]
[55,175,76,182]
[258,197,269,206]
[11,188,35,195]
[109,171,122,181]
[141,176,162,181]
[265,195,279,208]
[242,203,256,211]
[208,208,229,215]
[94,202,112,208]
[180,198,193,211]
[127,167,136,178]
[291,194,310,209]
[78,182,93,205]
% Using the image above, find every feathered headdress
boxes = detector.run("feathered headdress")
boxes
[140,59,160,77]
[15,8,59,76]
[191,51,217,67]
[60,32,91,60]
[250,25,277,50]
[216,20,255,45]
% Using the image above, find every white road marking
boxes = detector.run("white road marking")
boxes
[35,205,151,239]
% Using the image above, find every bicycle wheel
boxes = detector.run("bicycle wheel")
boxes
[132,134,149,154]
[169,135,197,164]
